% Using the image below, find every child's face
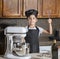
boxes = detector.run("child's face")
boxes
[27,15,38,26]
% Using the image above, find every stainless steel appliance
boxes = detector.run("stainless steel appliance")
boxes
[4,26,31,59]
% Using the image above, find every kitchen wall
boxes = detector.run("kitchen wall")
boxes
[0,18,60,29]
[0,18,60,42]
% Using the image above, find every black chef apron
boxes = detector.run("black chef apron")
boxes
[25,26,39,53]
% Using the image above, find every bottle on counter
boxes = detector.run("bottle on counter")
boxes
[52,39,58,59]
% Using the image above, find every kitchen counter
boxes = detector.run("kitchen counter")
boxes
[0,53,52,59]
[31,53,52,59]
[0,56,4,59]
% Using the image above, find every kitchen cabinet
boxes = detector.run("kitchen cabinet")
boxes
[23,0,58,18]
[0,0,2,17]
[3,0,22,18]
[42,0,58,18]
[23,0,42,18]
[0,0,60,18]
[23,0,37,16]
[57,0,60,18]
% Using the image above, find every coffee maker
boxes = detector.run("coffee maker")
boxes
[4,26,31,59]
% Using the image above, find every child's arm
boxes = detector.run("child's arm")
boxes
[42,18,53,34]
[48,18,53,34]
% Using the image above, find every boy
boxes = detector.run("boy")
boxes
[25,9,52,53]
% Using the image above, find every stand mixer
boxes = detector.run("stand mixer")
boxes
[4,26,31,59]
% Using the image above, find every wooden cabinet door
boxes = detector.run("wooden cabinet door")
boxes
[23,0,42,18]
[42,0,57,18]
[3,0,22,17]
[57,0,60,18]
[0,0,2,17]
[38,0,43,18]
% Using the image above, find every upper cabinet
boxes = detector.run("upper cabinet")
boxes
[23,0,38,16]
[3,0,22,18]
[23,0,42,18]
[38,0,43,18]
[56,0,60,18]
[0,0,60,18]
[0,0,2,17]
[42,0,58,18]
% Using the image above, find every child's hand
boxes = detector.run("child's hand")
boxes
[48,18,52,24]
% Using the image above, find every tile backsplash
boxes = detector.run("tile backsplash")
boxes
[0,18,60,30]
